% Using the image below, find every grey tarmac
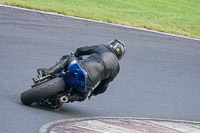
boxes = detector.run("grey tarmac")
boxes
[0,5,200,133]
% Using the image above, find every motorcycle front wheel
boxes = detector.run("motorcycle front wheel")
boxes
[21,77,65,105]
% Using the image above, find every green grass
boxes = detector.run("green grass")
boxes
[0,0,200,39]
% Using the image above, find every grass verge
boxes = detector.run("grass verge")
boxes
[0,0,199,39]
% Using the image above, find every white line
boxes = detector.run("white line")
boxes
[0,4,200,42]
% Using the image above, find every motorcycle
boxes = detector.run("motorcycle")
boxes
[20,58,88,110]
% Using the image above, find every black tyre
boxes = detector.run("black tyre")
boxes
[21,77,66,105]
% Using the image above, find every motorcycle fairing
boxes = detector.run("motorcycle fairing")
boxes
[63,62,88,92]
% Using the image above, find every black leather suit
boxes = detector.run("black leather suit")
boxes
[69,44,120,102]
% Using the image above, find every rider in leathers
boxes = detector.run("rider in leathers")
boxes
[37,39,126,102]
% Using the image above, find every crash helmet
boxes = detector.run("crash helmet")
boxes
[108,39,126,60]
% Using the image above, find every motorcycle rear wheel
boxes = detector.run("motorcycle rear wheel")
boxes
[21,77,65,105]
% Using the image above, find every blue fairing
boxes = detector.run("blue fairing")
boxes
[62,62,88,92]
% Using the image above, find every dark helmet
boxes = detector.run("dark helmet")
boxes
[108,39,126,60]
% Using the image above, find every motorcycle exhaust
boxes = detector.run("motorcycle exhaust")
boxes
[59,96,68,103]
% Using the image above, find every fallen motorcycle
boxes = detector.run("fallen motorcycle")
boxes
[20,59,88,110]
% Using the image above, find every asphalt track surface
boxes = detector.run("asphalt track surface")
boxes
[0,5,200,133]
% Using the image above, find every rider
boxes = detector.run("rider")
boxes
[37,39,126,102]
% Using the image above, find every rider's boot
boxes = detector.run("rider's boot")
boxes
[37,55,70,76]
